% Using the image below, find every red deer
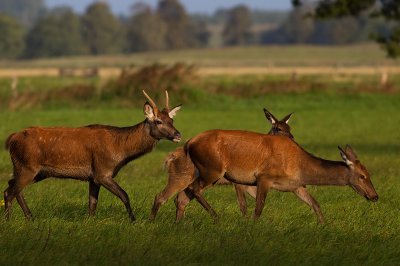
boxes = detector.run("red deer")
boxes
[4,91,182,221]
[216,109,293,215]
[149,108,293,220]
[179,131,378,223]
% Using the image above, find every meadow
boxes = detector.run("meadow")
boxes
[0,45,399,265]
[0,89,399,265]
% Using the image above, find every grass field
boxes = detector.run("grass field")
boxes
[0,90,399,265]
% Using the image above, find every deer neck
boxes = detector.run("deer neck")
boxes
[300,153,351,186]
[121,120,158,159]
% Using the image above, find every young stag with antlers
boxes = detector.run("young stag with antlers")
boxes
[4,91,182,221]
[150,108,293,220]
[179,132,378,224]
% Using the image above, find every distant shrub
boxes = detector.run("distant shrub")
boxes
[102,62,197,105]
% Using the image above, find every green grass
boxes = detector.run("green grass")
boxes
[0,91,399,265]
[0,44,398,69]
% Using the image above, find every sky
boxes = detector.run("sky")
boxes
[45,0,292,15]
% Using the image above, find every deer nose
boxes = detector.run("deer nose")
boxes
[173,132,181,142]
[371,195,379,202]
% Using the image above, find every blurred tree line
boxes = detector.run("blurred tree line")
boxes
[261,3,389,45]
[0,0,394,59]
[293,0,400,58]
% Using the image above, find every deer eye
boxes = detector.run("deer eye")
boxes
[155,120,163,125]
[275,128,281,132]
[360,175,366,180]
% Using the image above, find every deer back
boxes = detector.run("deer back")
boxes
[186,130,300,185]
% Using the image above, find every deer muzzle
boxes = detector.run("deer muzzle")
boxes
[172,132,182,143]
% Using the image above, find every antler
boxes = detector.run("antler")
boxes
[165,90,169,111]
[142,90,159,114]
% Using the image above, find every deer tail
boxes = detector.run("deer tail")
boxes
[164,151,177,171]
[183,138,192,156]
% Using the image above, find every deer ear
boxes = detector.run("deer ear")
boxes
[168,104,182,119]
[263,108,277,124]
[144,102,155,121]
[345,144,358,161]
[281,113,293,124]
[338,146,353,167]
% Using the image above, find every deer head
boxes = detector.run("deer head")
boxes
[339,145,378,202]
[264,108,293,139]
[143,90,182,142]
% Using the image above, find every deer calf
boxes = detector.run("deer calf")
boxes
[4,91,181,221]
[150,108,293,221]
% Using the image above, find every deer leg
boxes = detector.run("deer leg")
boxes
[215,177,231,185]
[234,184,248,216]
[293,187,325,224]
[192,189,219,222]
[245,186,257,199]
[16,193,33,220]
[150,181,189,221]
[174,165,222,222]
[89,180,100,216]
[98,178,135,222]
[4,168,36,220]
[174,189,193,222]
[188,179,219,222]
[254,180,269,219]
[175,186,218,222]
[3,182,13,221]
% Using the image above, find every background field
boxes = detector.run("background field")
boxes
[1,44,399,69]
[1,90,399,265]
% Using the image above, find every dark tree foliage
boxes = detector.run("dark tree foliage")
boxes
[222,5,253,46]
[127,3,167,52]
[24,7,87,58]
[280,6,315,44]
[311,17,360,44]
[294,0,400,57]
[0,0,44,26]
[81,2,125,55]
[158,0,200,49]
[192,21,211,47]
[0,14,25,59]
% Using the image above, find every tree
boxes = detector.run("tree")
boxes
[311,17,360,44]
[0,0,44,26]
[157,0,196,49]
[280,6,315,44]
[24,7,87,58]
[126,3,167,52]
[293,0,400,57]
[222,5,253,46]
[0,14,25,59]
[192,21,211,47]
[81,2,125,55]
